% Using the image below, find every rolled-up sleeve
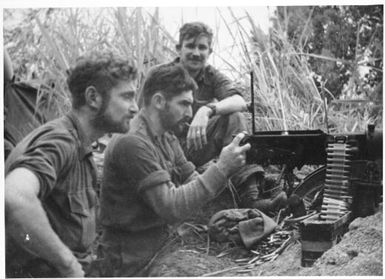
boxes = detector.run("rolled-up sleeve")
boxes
[112,135,172,194]
[139,170,170,192]
[110,133,228,224]
[5,129,75,199]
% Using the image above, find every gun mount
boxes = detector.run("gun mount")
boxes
[244,73,383,267]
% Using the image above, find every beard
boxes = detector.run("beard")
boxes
[92,112,129,134]
[92,101,130,134]
[159,104,190,137]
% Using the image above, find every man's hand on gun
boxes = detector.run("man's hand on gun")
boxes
[216,132,250,177]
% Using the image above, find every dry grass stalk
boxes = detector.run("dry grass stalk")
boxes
[4,7,380,132]
[224,7,380,133]
[4,7,177,116]
[202,265,244,277]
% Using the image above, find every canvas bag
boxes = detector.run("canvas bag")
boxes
[208,208,277,249]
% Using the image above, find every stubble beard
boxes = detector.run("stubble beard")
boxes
[92,101,129,134]
[159,105,189,137]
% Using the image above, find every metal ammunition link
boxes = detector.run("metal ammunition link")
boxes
[320,142,353,221]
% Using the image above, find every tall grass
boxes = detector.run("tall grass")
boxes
[4,7,177,118]
[221,7,382,133]
[3,7,382,133]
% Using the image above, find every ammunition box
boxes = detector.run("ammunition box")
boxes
[299,212,352,267]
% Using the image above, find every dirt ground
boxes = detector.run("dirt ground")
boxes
[147,190,383,277]
[94,151,383,277]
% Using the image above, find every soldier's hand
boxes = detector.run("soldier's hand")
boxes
[187,106,211,150]
[216,132,250,177]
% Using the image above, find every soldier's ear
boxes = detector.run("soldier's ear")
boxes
[152,92,166,110]
[85,86,102,110]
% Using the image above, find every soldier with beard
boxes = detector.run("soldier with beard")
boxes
[99,63,251,277]
[152,21,288,213]
[5,51,138,277]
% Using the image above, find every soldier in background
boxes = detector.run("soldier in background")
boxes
[163,22,287,212]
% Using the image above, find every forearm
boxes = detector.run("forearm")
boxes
[143,164,227,222]
[5,168,80,276]
[6,199,77,271]
[214,95,247,115]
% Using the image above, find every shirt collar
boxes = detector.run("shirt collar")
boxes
[66,112,93,159]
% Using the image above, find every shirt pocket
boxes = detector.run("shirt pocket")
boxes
[67,189,97,249]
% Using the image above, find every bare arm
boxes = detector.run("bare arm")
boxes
[5,168,84,277]
[213,94,247,115]
[188,95,247,150]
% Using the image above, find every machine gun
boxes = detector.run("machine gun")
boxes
[242,72,383,266]
[241,126,382,200]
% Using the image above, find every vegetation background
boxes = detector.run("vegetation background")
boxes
[3,5,383,133]
[2,6,383,276]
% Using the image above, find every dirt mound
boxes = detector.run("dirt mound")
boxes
[252,205,383,276]
[298,205,383,276]
[149,192,383,276]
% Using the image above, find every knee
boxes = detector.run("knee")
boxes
[226,112,248,133]
[228,111,246,123]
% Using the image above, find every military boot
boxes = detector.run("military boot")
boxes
[239,174,262,206]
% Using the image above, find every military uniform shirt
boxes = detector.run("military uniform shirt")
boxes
[5,112,97,262]
[168,58,243,113]
[100,109,228,232]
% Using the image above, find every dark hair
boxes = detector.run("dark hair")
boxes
[141,64,198,106]
[177,22,214,48]
[67,51,137,109]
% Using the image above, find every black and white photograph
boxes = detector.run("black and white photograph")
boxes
[2,0,383,277]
